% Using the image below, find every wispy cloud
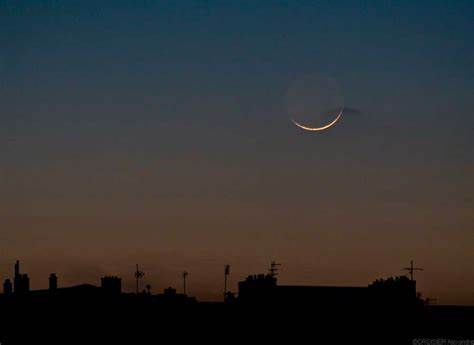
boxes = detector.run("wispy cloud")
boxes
[343,107,362,115]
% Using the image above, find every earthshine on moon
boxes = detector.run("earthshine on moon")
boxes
[287,74,345,132]
[291,109,343,132]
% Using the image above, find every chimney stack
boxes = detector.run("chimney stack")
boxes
[49,273,58,291]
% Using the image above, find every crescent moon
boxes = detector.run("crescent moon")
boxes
[291,109,343,132]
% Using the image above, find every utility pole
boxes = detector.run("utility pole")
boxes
[224,264,230,301]
[182,271,188,295]
[403,260,423,281]
[134,264,144,294]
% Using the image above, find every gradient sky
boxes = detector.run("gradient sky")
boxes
[0,0,473,304]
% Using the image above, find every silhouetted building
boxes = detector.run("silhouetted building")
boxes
[369,275,416,295]
[49,273,58,291]
[368,275,418,308]
[3,279,13,295]
[164,286,176,296]
[238,274,277,304]
[13,260,30,294]
[153,287,197,304]
[101,276,122,295]
[238,273,418,311]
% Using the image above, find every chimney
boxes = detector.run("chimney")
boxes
[14,260,20,277]
[49,273,58,291]
[3,279,13,295]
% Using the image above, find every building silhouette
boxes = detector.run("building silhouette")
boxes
[101,276,122,295]
[153,286,196,304]
[0,259,472,344]
[368,275,417,305]
[238,272,418,311]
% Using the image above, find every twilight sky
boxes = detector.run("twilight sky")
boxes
[0,0,473,304]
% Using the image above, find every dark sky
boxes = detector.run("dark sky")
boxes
[0,0,473,304]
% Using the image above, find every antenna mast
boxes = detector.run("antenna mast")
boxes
[403,260,424,281]
[134,264,144,294]
[182,271,188,295]
[224,264,230,301]
[269,261,281,278]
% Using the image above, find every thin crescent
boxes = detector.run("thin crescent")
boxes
[291,109,343,132]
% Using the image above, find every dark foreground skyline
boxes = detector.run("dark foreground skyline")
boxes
[1,259,473,344]
[0,258,467,307]
[0,1,473,306]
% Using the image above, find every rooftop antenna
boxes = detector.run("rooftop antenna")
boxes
[269,261,281,278]
[224,264,230,301]
[134,264,144,294]
[403,260,423,281]
[182,271,188,295]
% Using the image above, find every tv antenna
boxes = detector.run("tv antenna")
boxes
[403,260,423,281]
[182,271,188,295]
[134,264,144,294]
[269,261,281,278]
[224,264,230,300]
